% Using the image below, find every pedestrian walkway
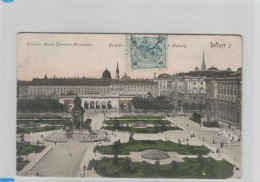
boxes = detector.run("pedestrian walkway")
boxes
[19,145,54,175]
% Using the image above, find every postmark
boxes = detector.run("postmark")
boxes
[129,35,167,69]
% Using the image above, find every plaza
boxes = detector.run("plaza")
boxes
[16,109,241,179]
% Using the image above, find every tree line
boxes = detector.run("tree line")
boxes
[17,98,68,113]
[131,97,174,111]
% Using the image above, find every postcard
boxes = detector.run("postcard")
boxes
[16,33,242,179]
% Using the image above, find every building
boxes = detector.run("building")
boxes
[17,63,158,100]
[153,72,206,107]
[205,71,242,129]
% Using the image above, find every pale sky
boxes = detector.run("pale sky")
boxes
[17,33,242,80]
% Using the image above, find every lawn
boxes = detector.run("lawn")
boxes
[16,157,30,171]
[17,119,64,125]
[17,142,45,156]
[94,140,210,155]
[203,121,220,128]
[189,117,201,124]
[89,157,233,179]
[123,115,164,119]
[17,126,59,134]
[105,119,171,125]
[104,125,181,134]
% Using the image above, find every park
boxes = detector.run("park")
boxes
[16,96,241,179]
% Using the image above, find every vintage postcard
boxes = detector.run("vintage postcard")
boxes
[16,33,242,179]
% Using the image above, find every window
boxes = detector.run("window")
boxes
[194,82,196,85]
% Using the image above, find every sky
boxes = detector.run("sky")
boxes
[17,33,242,80]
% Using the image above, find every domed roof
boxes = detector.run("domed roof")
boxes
[141,149,170,160]
[102,68,112,79]
[208,65,218,71]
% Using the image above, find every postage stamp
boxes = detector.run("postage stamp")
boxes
[129,35,167,69]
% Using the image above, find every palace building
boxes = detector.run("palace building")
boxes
[17,63,158,100]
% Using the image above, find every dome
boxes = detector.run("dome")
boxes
[102,68,112,79]
[208,65,218,71]
[141,149,170,160]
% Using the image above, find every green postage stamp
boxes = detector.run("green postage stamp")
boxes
[129,35,167,69]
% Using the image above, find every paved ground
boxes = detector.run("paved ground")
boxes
[19,112,241,179]
[25,141,88,177]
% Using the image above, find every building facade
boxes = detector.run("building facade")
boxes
[154,73,206,106]
[17,63,158,100]
[205,75,242,129]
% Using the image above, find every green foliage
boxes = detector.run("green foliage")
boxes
[17,98,68,113]
[17,126,58,134]
[203,120,220,128]
[113,119,120,129]
[171,161,178,175]
[143,161,155,177]
[16,157,29,171]
[96,140,210,155]
[17,119,64,125]
[17,142,45,156]
[113,154,119,165]
[123,115,164,119]
[105,118,170,125]
[131,97,174,111]
[190,112,201,124]
[105,125,181,134]
[123,157,131,171]
[87,159,96,170]
[112,141,120,155]
[92,157,233,179]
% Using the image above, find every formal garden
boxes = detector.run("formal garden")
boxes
[104,125,181,134]
[88,156,233,179]
[94,140,210,155]
[104,114,181,133]
[17,142,45,156]
[16,142,46,171]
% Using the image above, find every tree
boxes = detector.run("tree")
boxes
[191,102,197,111]
[113,154,119,165]
[197,152,204,175]
[112,141,120,155]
